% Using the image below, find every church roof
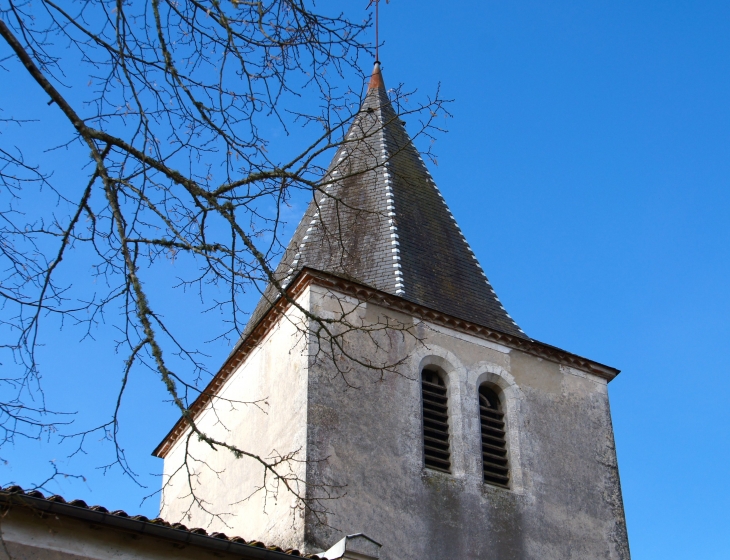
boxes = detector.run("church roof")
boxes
[244,62,526,340]
[0,486,323,558]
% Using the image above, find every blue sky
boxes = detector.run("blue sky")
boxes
[1,1,729,558]
[395,2,729,558]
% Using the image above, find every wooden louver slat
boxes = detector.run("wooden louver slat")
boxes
[422,370,451,473]
[480,386,509,488]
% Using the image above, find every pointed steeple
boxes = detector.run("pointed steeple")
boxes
[368,60,385,90]
[245,62,526,339]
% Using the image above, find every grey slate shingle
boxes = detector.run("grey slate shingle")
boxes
[242,63,527,340]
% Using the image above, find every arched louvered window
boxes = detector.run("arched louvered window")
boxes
[421,369,451,473]
[479,385,510,487]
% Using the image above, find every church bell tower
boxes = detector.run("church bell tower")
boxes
[155,62,631,560]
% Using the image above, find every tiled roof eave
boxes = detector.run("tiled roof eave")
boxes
[153,267,620,459]
[0,486,320,559]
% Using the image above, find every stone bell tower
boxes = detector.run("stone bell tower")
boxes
[155,62,631,560]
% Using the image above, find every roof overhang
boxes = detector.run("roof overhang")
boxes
[0,487,313,559]
[153,267,620,458]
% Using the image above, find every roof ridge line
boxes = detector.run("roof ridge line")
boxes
[411,151,526,335]
[282,91,393,290]
[281,138,351,288]
[376,105,405,296]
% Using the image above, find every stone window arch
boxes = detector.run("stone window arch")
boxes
[479,383,510,487]
[472,365,525,493]
[421,366,451,473]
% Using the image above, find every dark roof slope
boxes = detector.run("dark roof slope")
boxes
[243,62,526,340]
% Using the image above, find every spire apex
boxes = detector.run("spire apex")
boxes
[368,61,385,90]
[240,64,527,341]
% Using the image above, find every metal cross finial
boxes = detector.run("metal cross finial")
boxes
[366,0,389,61]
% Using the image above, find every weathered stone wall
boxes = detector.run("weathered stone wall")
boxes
[303,285,630,559]
[159,283,630,559]
[159,287,312,549]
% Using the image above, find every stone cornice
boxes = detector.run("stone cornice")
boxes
[153,267,620,458]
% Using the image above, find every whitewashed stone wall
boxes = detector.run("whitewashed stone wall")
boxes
[160,286,312,549]
[160,284,630,559]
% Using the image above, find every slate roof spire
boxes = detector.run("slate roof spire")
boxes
[245,62,527,339]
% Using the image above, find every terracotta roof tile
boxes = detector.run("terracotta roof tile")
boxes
[0,486,323,559]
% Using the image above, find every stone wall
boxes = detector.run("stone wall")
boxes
[159,283,630,559]
[303,285,630,559]
[159,287,312,549]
